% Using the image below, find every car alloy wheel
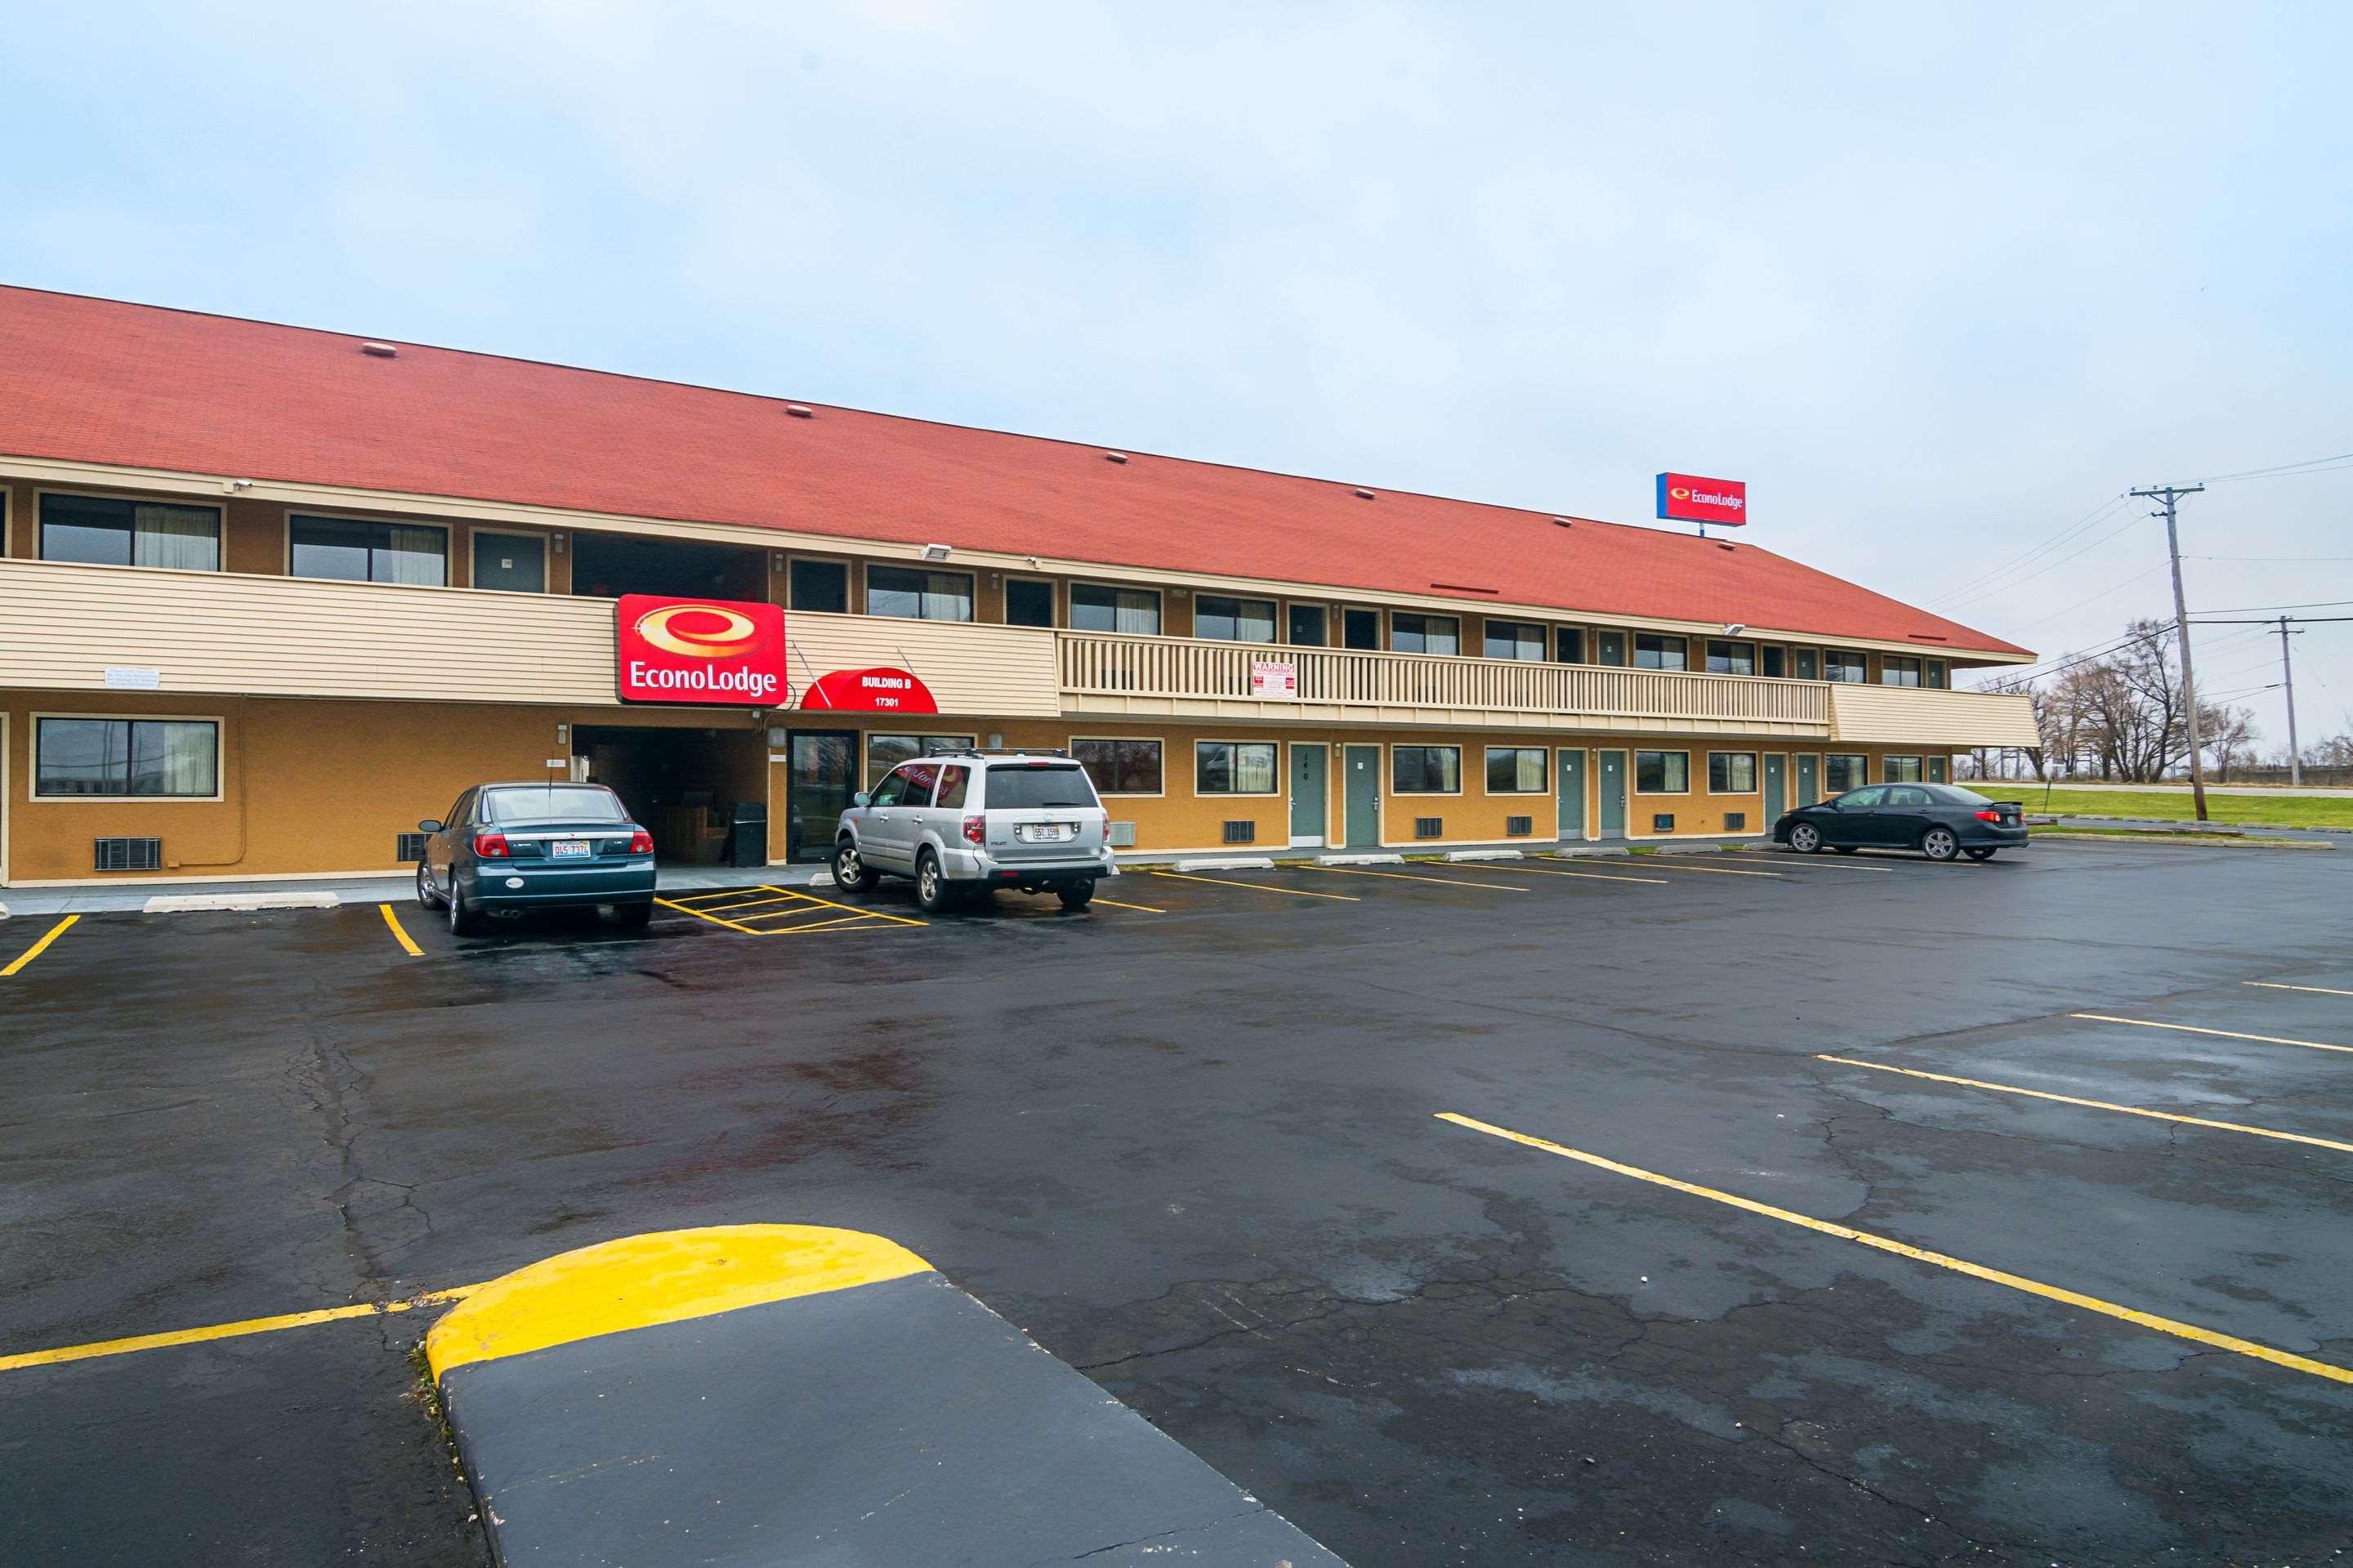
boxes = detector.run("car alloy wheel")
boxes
[834,841,869,893]
[416,861,438,909]
[1922,827,1959,861]
[1789,823,1821,853]
[918,857,940,904]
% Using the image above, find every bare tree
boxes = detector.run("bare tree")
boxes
[1972,618,2259,783]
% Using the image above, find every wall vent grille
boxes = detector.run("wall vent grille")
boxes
[396,832,430,862]
[1651,814,1676,833]
[1221,820,1257,844]
[1723,812,1747,832]
[94,837,163,873]
[1505,815,1534,838]
[1108,820,1137,848]
[1415,816,1444,839]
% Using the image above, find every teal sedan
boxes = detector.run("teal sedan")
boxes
[416,783,657,935]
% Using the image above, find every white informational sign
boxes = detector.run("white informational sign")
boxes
[1251,659,1298,699]
[104,667,162,690]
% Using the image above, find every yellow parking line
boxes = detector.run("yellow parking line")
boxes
[1437,1111,2353,1387]
[694,891,807,915]
[2070,1013,2352,1056]
[1150,870,1359,901]
[1610,858,1784,878]
[377,904,423,957]
[1092,897,1166,913]
[757,914,902,936]
[0,1284,480,1374]
[2,914,78,977]
[1485,861,1670,886]
[786,888,927,928]
[2246,981,2353,998]
[1817,1054,2353,1155]
[1303,864,1529,891]
[654,896,763,934]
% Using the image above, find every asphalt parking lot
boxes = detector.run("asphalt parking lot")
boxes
[4,839,2351,1566]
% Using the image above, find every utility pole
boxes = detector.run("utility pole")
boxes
[2279,615,2302,787]
[2131,484,2208,820]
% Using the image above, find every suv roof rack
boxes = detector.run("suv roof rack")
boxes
[931,747,1069,760]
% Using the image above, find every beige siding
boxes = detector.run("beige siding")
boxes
[1828,684,2039,747]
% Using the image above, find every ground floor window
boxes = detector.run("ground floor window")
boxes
[1707,751,1757,793]
[35,717,219,797]
[1393,745,1462,793]
[1485,747,1547,793]
[1883,755,1924,783]
[864,732,976,787]
[1074,737,1163,794]
[1635,750,1690,793]
[1825,753,1869,793]
[1196,741,1278,794]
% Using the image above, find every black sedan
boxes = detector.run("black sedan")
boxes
[1772,783,2027,861]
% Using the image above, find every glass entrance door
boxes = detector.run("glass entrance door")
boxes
[785,730,857,862]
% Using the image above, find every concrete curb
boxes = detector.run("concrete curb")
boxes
[1172,855,1278,872]
[142,891,342,914]
[427,1226,1346,1566]
[1316,852,1404,865]
[2052,811,2353,836]
[1444,848,1524,862]
[2036,830,2333,851]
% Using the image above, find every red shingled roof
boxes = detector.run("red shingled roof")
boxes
[0,286,2027,656]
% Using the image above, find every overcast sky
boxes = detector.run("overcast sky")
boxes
[6,3,2348,753]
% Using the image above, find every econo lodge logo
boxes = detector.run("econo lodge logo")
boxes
[634,602,761,659]
[1668,485,1744,512]
[615,594,788,705]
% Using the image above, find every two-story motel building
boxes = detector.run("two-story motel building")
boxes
[0,288,2038,887]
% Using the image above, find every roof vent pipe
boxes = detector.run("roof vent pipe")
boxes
[359,342,398,358]
[1104,451,1128,464]
[1351,487,1376,500]
[1551,516,1574,528]
[784,404,815,418]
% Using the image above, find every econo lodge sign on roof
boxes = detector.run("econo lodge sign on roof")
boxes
[615,594,789,704]
[1654,472,1748,527]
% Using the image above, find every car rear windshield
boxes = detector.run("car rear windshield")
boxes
[484,786,629,824]
[983,765,1098,810]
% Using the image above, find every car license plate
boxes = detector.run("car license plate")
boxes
[551,839,591,859]
[1020,824,1071,843]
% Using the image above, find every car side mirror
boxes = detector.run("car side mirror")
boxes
[417,819,443,833]
[851,792,870,807]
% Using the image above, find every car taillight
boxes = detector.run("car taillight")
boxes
[1974,810,2000,823]
[1099,811,1111,842]
[963,815,985,845]
[473,832,510,858]
[627,829,655,855]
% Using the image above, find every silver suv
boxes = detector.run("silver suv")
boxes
[833,750,1115,913]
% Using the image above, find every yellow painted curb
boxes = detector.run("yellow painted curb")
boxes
[426,1225,930,1380]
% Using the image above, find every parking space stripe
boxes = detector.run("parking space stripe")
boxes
[1092,896,1166,913]
[784,888,928,927]
[1303,864,1529,891]
[2246,981,2353,998]
[1150,870,1358,901]
[1759,857,1895,872]
[0,1284,480,1374]
[1816,1053,2353,1155]
[1491,862,1671,886]
[1603,858,1783,878]
[654,896,764,933]
[694,893,810,915]
[377,904,423,957]
[1,914,78,977]
[1437,1111,2353,1387]
[2070,1013,2352,1056]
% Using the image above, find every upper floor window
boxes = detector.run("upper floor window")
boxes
[868,565,973,622]
[40,494,220,571]
[290,514,446,585]
[1881,656,1923,688]
[1195,595,1276,643]
[1634,633,1687,671]
[35,717,218,798]
[1391,613,1460,656]
[1005,578,1056,628]
[1069,583,1159,635]
[789,558,849,613]
[1556,627,1586,663]
[1484,621,1546,661]
[1824,649,1868,683]
[1704,640,1755,677]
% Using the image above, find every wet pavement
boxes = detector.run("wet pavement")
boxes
[2,841,2351,1565]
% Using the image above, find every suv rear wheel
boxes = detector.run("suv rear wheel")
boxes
[915,850,953,914]
[1058,882,1095,911]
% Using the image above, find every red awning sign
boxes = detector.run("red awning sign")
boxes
[801,667,940,713]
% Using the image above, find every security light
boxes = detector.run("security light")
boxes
[921,543,953,562]
[1724,623,1747,635]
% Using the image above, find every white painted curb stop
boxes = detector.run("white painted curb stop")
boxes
[1444,849,1524,862]
[805,871,836,888]
[1316,853,1404,865]
[1172,856,1276,872]
[143,891,342,914]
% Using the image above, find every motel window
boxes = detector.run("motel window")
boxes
[866,566,974,623]
[1883,755,1924,783]
[1288,605,1328,646]
[1004,578,1056,628]
[1392,745,1462,794]
[789,559,850,613]
[1341,608,1380,650]
[1484,621,1547,661]
[864,733,976,788]
[1596,630,1627,667]
[39,494,221,571]
[290,514,448,586]
[1705,640,1756,677]
[1634,634,1687,671]
[1634,750,1690,793]
[1069,583,1161,636]
[1556,627,1586,663]
[1927,659,1949,690]
[1194,595,1278,644]
[1391,614,1460,657]
[1195,741,1278,795]
[1761,646,1787,678]
[1708,752,1757,793]
[1485,748,1547,794]
[1825,753,1869,793]
[1792,648,1820,681]
[1824,649,1868,683]
[1074,738,1163,795]
[1881,656,1924,688]
[34,717,218,798]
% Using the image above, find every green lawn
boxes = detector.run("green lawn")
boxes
[1971,784,2353,830]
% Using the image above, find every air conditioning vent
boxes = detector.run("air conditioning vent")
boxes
[1651,814,1676,833]
[396,832,430,861]
[1415,816,1444,839]
[94,837,162,873]
[1108,820,1137,848]
[1723,812,1747,832]
[1505,815,1533,838]
[1221,820,1257,844]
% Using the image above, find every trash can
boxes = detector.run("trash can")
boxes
[727,800,768,869]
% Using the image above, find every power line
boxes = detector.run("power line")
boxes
[2198,448,2353,483]
[2193,599,2353,614]
[1921,494,2131,609]
[1933,508,2152,613]
[2002,561,2172,634]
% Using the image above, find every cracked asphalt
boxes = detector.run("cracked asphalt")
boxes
[3,839,2351,1565]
